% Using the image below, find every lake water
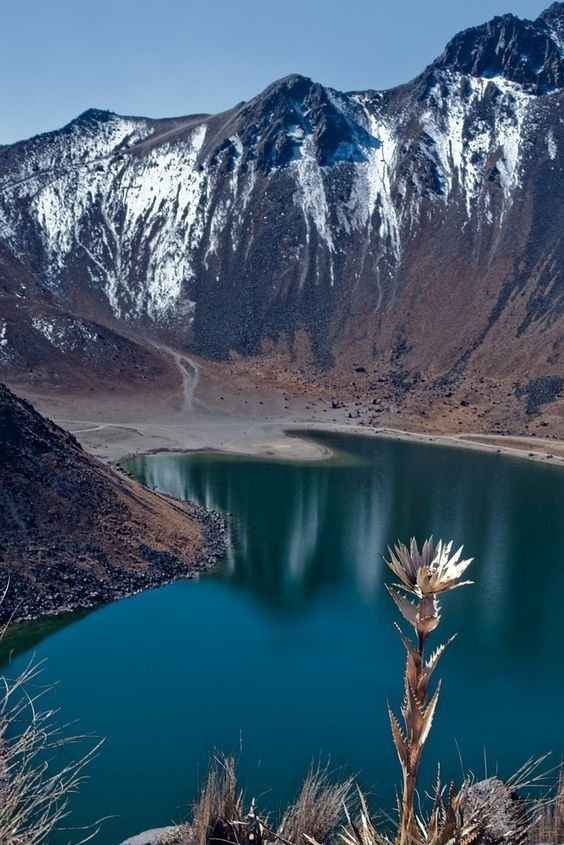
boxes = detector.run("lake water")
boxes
[2,432,564,844]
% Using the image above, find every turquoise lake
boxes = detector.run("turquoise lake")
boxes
[2,432,563,844]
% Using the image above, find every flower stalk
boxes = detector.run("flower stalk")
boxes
[385,538,473,845]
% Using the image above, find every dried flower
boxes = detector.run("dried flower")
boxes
[387,538,473,598]
[385,537,473,845]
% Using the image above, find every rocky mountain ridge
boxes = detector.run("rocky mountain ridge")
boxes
[1,4,564,426]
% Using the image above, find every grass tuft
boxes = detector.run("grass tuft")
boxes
[277,764,354,845]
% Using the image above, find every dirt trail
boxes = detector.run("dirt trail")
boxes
[146,340,201,413]
[172,349,200,412]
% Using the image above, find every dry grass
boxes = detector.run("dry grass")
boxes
[192,756,245,845]
[0,653,99,844]
[277,764,354,845]
[339,788,390,845]
[0,582,100,845]
[166,758,354,845]
[527,769,564,843]
[163,756,247,845]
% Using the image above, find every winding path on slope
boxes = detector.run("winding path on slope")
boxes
[142,338,206,413]
[163,345,200,413]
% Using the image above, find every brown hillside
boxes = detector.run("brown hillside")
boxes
[0,383,224,623]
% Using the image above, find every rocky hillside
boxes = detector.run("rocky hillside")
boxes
[0,383,224,622]
[1,4,564,415]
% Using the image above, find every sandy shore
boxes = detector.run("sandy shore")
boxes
[18,374,564,471]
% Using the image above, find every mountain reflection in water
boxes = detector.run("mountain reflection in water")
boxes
[128,431,563,656]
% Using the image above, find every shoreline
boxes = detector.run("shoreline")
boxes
[307,424,564,468]
[14,357,564,472]
[115,420,564,472]
[6,378,564,629]
[2,502,228,629]
[7,418,559,632]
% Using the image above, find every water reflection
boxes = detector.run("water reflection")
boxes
[124,433,564,806]
[127,432,564,661]
[0,608,94,667]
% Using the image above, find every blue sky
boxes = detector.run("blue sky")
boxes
[2,0,549,144]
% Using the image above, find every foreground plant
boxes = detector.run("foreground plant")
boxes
[167,757,353,845]
[385,538,474,845]
[169,536,559,845]
[527,767,564,843]
[0,651,103,845]
[0,584,100,845]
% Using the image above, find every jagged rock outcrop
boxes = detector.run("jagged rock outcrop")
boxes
[0,383,225,622]
[1,4,564,390]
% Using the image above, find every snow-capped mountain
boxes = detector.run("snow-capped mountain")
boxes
[2,3,564,393]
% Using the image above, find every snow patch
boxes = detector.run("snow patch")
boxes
[292,132,335,255]
[0,320,15,365]
[351,96,401,261]
[11,122,208,320]
[32,317,100,352]
[548,129,558,160]
[421,73,532,220]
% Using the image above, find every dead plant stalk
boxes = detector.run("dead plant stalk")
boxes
[385,538,473,845]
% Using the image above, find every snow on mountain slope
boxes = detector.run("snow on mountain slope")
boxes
[2,4,564,389]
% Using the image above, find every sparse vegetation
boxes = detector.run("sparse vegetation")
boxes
[0,586,100,845]
[0,656,99,844]
[165,758,353,845]
[528,769,564,843]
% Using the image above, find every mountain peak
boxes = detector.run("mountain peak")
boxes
[538,2,564,47]
[539,2,564,21]
[69,108,117,130]
[259,73,318,101]
[434,9,564,92]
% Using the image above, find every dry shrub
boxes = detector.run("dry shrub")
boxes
[384,538,474,845]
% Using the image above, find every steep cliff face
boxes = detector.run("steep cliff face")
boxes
[1,4,564,392]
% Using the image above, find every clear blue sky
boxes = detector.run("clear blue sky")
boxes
[2,0,549,145]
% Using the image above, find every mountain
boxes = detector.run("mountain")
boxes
[2,4,564,426]
[0,383,224,622]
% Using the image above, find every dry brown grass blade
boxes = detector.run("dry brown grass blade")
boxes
[0,657,101,844]
[190,755,246,845]
[0,581,101,845]
[525,763,564,843]
[338,788,391,845]
[277,763,354,845]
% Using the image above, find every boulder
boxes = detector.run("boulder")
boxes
[120,825,178,845]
